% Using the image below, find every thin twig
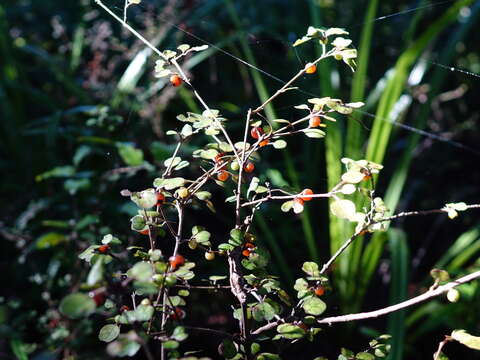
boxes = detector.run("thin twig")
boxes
[317,270,480,324]
[433,336,451,360]
[236,109,252,227]
[241,192,331,208]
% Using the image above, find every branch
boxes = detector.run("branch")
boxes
[252,270,480,336]
[241,192,331,208]
[319,203,480,275]
[380,204,480,223]
[316,270,480,324]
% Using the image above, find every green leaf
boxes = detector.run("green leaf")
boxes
[162,340,179,349]
[302,296,326,316]
[36,232,67,249]
[356,352,375,360]
[252,302,276,322]
[257,353,281,360]
[172,326,189,341]
[281,200,294,212]
[195,191,212,200]
[222,338,237,359]
[59,293,96,319]
[276,323,306,339]
[303,128,326,138]
[106,331,141,357]
[130,215,146,231]
[117,143,144,166]
[330,199,356,220]
[229,229,244,246]
[130,189,157,209]
[341,171,365,184]
[302,262,320,277]
[99,324,120,343]
[102,234,121,245]
[35,166,75,182]
[247,177,260,198]
[129,262,153,282]
[273,140,287,149]
[154,177,185,190]
[9,338,28,360]
[79,245,100,263]
[430,268,450,282]
[134,304,154,322]
[451,330,480,350]
[294,278,309,292]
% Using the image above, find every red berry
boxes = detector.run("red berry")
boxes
[170,74,183,87]
[217,170,229,182]
[89,290,106,306]
[244,242,255,249]
[305,64,317,74]
[169,254,185,270]
[98,244,110,254]
[170,307,186,320]
[120,305,130,313]
[139,228,150,235]
[259,139,270,147]
[242,249,251,257]
[156,192,165,205]
[314,286,325,297]
[300,189,314,201]
[309,116,321,127]
[250,127,264,139]
[244,162,255,173]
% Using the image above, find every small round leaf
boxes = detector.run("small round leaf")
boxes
[99,324,120,342]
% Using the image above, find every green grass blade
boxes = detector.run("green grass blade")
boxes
[436,227,480,269]
[386,229,409,360]
[346,0,379,159]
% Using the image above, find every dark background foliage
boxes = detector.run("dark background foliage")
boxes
[1,0,480,359]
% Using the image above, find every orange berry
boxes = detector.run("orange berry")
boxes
[98,244,110,254]
[294,197,305,206]
[156,192,165,205]
[169,254,185,270]
[305,63,317,74]
[214,152,225,164]
[259,139,270,147]
[170,74,183,87]
[244,242,255,249]
[242,249,251,257]
[309,116,321,127]
[139,228,150,235]
[244,162,255,173]
[250,127,264,139]
[300,188,314,201]
[314,286,325,296]
[217,170,229,182]
[363,175,372,181]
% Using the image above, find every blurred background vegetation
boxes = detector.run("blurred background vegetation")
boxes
[1,0,480,359]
